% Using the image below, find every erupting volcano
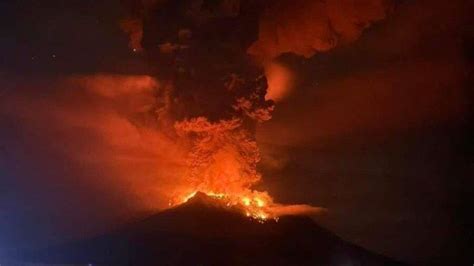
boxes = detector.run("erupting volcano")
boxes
[4,0,440,265]
[0,0,471,263]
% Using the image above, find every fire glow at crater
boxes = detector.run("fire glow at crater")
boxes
[167,114,323,221]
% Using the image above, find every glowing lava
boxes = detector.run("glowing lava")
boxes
[176,190,274,221]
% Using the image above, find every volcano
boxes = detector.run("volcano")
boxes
[9,192,403,266]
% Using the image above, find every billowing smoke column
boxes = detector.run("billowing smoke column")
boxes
[120,0,391,218]
[119,0,279,218]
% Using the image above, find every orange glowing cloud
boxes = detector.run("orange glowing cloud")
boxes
[1,75,186,213]
[264,61,295,102]
[249,0,391,60]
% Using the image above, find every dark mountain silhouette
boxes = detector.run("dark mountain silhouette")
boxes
[7,192,404,265]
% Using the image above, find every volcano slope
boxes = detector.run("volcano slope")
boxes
[9,192,404,266]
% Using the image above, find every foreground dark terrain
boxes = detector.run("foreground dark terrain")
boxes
[4,193,403,266]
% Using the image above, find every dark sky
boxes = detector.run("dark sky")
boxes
[0,0,146,75]
[0,0,473,265]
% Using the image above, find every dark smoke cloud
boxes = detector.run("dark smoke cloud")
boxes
[257,59,468,147]
[119,0,393,105]
[119,0,275,125]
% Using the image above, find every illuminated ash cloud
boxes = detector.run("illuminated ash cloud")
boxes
[249,0,392,60]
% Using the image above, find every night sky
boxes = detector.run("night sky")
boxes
[0,0,473,265]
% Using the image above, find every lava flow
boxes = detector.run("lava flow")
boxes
[180,191,273,221]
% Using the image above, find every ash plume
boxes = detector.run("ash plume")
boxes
[118,0,276,215]
[116,0,394,216]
